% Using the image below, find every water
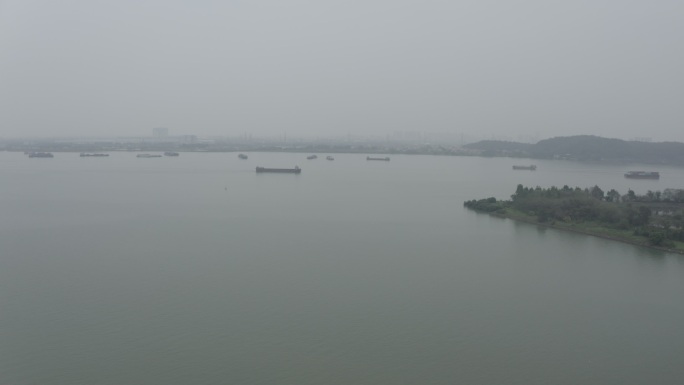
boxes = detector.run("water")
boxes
[1,152,683,385]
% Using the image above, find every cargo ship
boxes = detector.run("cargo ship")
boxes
[80,153,109,157]
[367,156,390,161]
[256,166,301,174]
[28,152,54,158]
[624,171,659,179]
[512,165,536,170]
[137,154,162,158]
[238,154,248,159]
[164,152,179,156]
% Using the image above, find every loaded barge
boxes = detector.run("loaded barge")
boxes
[137,154,162,158]
[512,165,536,170]
[28,152,54,158]
[256,166,301,174]
[624,171,659,179]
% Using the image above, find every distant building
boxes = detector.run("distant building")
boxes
[179,135,197,143]
[152,127,169,138]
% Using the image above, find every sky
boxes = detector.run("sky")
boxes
[1,0,683,141]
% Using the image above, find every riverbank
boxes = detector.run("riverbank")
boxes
[487,207,684,255]
[464,185,684,255]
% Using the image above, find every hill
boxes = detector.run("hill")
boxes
[530,135,684,164]
[465,135,684,165]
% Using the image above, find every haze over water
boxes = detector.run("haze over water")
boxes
[1,152,683,385]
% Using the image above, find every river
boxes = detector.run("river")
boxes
[1,151,683,384]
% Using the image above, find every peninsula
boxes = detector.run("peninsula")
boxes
[464,185,684,254]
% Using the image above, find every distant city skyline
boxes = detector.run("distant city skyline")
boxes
[1,1,683,141]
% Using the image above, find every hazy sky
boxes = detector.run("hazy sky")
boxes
[1,0,683,141]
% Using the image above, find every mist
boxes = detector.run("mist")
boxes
[1,0,683,141]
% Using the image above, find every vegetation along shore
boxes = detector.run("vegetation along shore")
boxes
[464,184,684,254]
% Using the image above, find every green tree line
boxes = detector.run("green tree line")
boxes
[464,185,684,247]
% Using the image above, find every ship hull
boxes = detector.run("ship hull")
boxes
[624,171,659,179]
[624,175,659,179]
[28,152,54,158]
[256,167,301,174]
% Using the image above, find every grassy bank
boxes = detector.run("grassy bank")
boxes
[465,185,684,255]
[499,207,684,254]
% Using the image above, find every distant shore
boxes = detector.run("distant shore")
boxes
[5,134,684,166]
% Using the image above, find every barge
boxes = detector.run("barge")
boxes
[28,152,54,158]
[256,166,301,174]
[624,171,659,179]
[367,156,390,161]
[512,165,536,170]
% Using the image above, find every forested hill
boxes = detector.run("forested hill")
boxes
[465,135,684,165]
[530,136,684,164]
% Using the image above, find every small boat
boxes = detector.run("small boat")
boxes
[367,156,390,161]
[256,166,301,174]
[512,165,536,170]
[137,154,162,158]
[238,154,248,159]
[28,152,54,158]
[164,152,179,156]
[307,155,318,160]
[624,171,659,179]
[80,153,109,157]
[326,156,334,161]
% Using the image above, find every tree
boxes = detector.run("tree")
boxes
[649,231,665,246]
[626,189,636,201]
[590,185,604,200]
[637,206,651,225]
[512,184,525,201]
[606,189,621,202]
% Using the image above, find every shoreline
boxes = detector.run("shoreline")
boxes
[484,210,684,256]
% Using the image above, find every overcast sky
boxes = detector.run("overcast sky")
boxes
[1,0,683,141]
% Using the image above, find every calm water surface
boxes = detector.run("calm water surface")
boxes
[1,152,683,384]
